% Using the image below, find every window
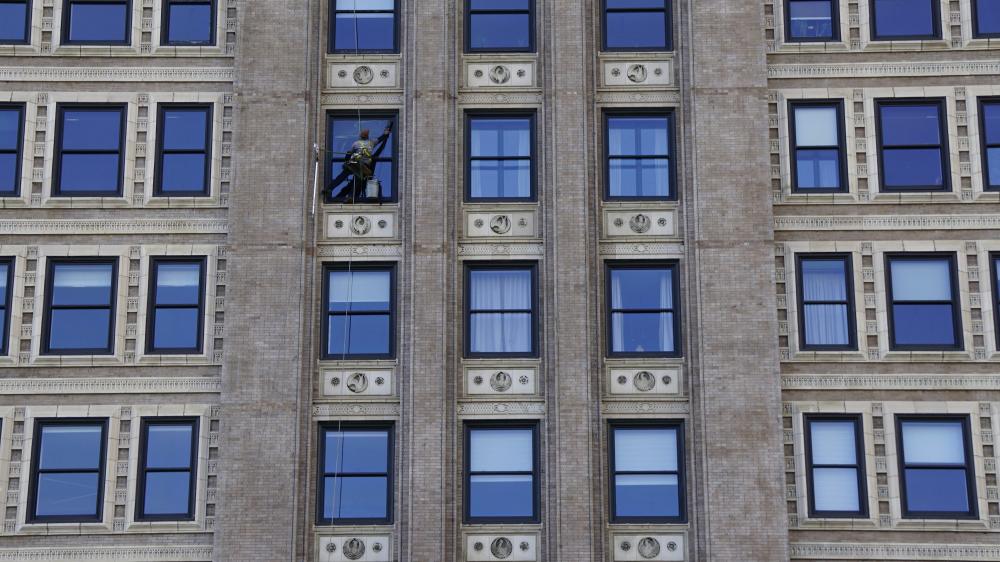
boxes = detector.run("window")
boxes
[609,422,685,522]
[896,416,976,517]
[0,104,23,196]
[323,264,394,359]
[605,112,674,200]
[875,100,949,192]
[326,112,396,203]
[54,105,126,196]
[796,255,855,350]
[155,105,212,196]
[980,100,1000,190]
[789,101,846,192]
[886,254,961,350]
[0,258,11,355]
[974,0,1000,37]
[785,0,839,41]
[147,258,205,354]
[0,0,30,44]
[607,263,679,357]
[870,0,939,39]
[162,0,214,45]
[43,259,117,355]
[318,424,393,524]
[804,415,867,517]
[603,0,670,51]
[992,254,1000,348]
[466,0,533,52]
[137,418,198,520]
[465,424,537,523]
[330,0,397,53]
[62,0,130,45]
[466,263,537,357]
[29,419,107,522]
[466,113,534,201]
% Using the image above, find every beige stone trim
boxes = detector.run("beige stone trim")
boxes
[782,374,1000,390]
[0,546,213,561]
[0,377,221,395]
[790,542,1000,560]
[0,219,227,235]
[768,61,997,79]
[0,67,234,82]
[775,215,1000,231]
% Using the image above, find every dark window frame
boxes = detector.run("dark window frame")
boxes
[0,257,12,356]
[53,104,127,197]
[869,0,941,40]
[978,98,1000,190]
[324,110,398,204]
[895,414,978,519]
[605,261,681,359]
[788,99,849,193]
[464,0,535,53]
[783,0,841,42]
[0,0,31,46]
[153,103,213,197]
[135,417,198,521]
[874,98,951,193]
[795,253,857,351]
[27,418,108,523]
[161,0,216,46]
[61,0,132,46]
[990,252,1000,351]
[328,0,399,54]
[607,419,686,524]
[316,422,394,525]
[803,414,869,518]
[321,262,396,360]
[601,0,672,51]
[464,110,537,202]
[463,421,539,524]
[464,261,539,359]
[973,0,1000,38]
[0,103,25,197]
[884,252,963,351]
[145,257,207,355]
[603,109,677,201]
[41,257,118,356]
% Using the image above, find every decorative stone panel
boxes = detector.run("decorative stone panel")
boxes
[322,369,393,397]
[326,213,396,239]
[466,212,536,238]
[466,63,534,88]
[608,367,679,396]
[465,535,536,561]
[603,61,672,87]
[612,534,684,561]
[604,210,675,238]
[327,63,399,89]
[317,535,391,562]
[467,368,536,395]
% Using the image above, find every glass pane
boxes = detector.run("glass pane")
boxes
[469,13,531,49]
[152,308,199,349]
[336,0,395,9]
[890,259,951,301]
[470,160,531,199]
[880,105,941,145]
[167,3,212,44]
[143,472,191,515]
[789,1,834,38]
[154,263,200,305]
[904,468,970,513]
[35,472,99,517]
[608,117,668,156]
[801,259,847,300]
[901,421,966,464]
[470,118,530,158]
[606,11,667,49]
[873,0,935,36]
[0,109,20,150]
[0,263,7,295]
[324,475,388,519]
[813,468,860,511]
[607,0,665,8]
[49,309,112,350]
[327,314,391,355]
[333,12,395,51]
[614,428,677,471]
[610,268,672,310]
[59,153,121,192]
[984,103,1000,144]
[978,0,1000,34]
[804,304,850,346]
[0,153,17,192]
[881,148,944,188]
[795,106,839,146]
[470,0,530,10]
[0,3,28,41]
[611,312,674,353]
[52,263,113,306]
[988,147,1000,187]
[609,158,670,197]
[330,117,394,156]
[39,425,102,469]
[892,304,956,346]
[68,2,128,42]
[146,424,193,468]
[329,270,391,311]
[162,110,208,150]
[809,421,856,464]
[470,269,531,311]
[62,110,121,150]
[614,474,679,517]
[470,429,532,472]
[796,149,841,189]
[469,312,532,353]
[324,430,389,473]
[469,474,533,518]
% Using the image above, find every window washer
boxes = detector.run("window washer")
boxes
[327,123,393,201]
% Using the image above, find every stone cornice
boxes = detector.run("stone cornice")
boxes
[0,219,228,235]
[790,542,1000,561]
[0,546,213,561]
[601,401,690,414]
[768,61,1000,80]
[774,214,1000,232]
[0,377,222,395]
[782,374,1000,390]
[0,66,233,83]
[457,401,546,416]
[313,402,401,417]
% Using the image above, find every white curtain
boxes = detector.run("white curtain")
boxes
[470,270,531,353]
[802,261,849,345]
[810,421,856,464]
[470,429,532,472]
[614,428,677,472]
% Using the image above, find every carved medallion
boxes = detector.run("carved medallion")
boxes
[343,538,366,560]
[351,215,372,235]
[353,65,374,84]
[489,65,511,84]
[633,371,656,392]
[629,214,651,233]
[637,537,660,559]
[346,372,368,393]
[491,537,513,559]
[627,64,648,83]
[490,371,513,392]
[490,214,512,234]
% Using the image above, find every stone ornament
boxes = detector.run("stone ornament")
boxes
[353,65,374,84]
[372,542,383,553]
[633,371,656,392]
[491,537,513,559]
[627,63,648,83]
[331,376,341,386]
[337,69,348,78]
[490,214,512,234]
[351,215,371,235]
[620,541,632,552]
[519,541,530,551]
[490,371,513,392]
[489,65,511,84]
[343,538,365,560]
[474,375,484,385]
[346,372,368,393]
[629,214,651,233]
[326,543,337,553]
[518,375,529,385]
[637,537,660,559]
[474,542,484,551]
[662,374,672,385]
[474,218,485,228]
[666,541,678,551]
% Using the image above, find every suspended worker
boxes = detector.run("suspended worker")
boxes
[327,123,393,201]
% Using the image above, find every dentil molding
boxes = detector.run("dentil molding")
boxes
[775,214,1000,231]
[782,374,1000,390]
[0,546,213,561]
[0,66,234,83]
[0,377,222,395]
[789,542,1000,560]
[768,61,1000,79]
[0,219,227,235]
[601,401,690,414]
[313,402,401,417]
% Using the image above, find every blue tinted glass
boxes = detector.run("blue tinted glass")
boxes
[35,473,99,516]
[324,475,388,519]
[882,148,943,188]
[469,474,533,517]
[153,309,199,349]
[904,468,970,512]
[611,268,672,309]
[334,13,394,51]
[471,0,530,9]
[0,263,7,295]
[155,263,201,305]
[60,154,121,192]
[328,314,390,355]
[978,0,1000,33]
[161,154,207,192]
[470,160,531,199]
[789,1,833,39]
[325,430,388,473]
[873,0,935,37]
[470,118,530,157]
[52,263,113,306]
[469,13,530,49]
[469,312,532,353]
[330,118,394,156]
[39,425,102,469]
[609,158,670,197]
[0,109,20,150]
[62,110,121,150]
[880,105,941,145]
[68,2,128,42]
[143,472,190,514]
[146,424,193,468]
[801,259,847,300]
[615,474,679,517]
[892,304,956,345]
[983,104,1000,144]
[606,11,667,48]
[796,148,841,188]
[162,110,208,150]
[987,147,1000,187]
[0,153,17,192]
[611,312,674,353]
[328,270,390,311]
[607,0,665,7]
[608,116,669,156]
[167,3,212,44]
[0,3,28,42]
[49,309,111,350]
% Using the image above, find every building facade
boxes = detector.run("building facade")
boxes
[0,1,995,561]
